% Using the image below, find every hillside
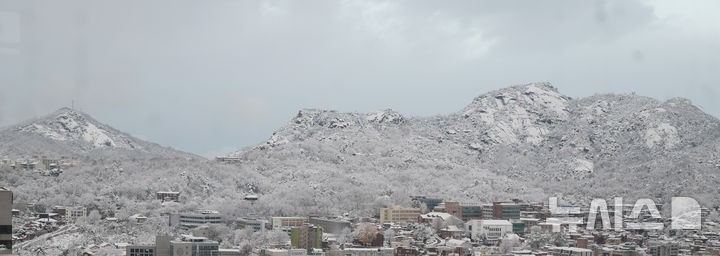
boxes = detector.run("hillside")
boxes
[2,82,719,220]
[0,108,198,160]
[227,82,720,207]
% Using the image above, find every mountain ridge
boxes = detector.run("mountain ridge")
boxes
[0,107,199,160]
[225,82,720,206]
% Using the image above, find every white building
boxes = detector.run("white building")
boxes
[65,206,87,221]
[468,219,512,241]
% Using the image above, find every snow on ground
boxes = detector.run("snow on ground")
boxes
[645,123,680,149]
[523,83,569,118]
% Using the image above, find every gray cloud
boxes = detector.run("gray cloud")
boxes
[0,0,718,158]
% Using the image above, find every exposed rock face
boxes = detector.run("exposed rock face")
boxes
[227,82,720,205]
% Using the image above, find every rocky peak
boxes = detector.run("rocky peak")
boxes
[15,108,133,150]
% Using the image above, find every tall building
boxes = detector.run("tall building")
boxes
[290,224,322,253]
[0,187,12,254]
[379,206,421,224]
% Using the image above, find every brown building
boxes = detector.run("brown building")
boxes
[437,202,462,220]
[396,247,420,256]
[575,237,589,249]
[371,232,384,247]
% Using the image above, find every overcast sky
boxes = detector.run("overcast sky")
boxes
[0,0,718,158]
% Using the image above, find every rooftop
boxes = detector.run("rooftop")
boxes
[481,220,512,225]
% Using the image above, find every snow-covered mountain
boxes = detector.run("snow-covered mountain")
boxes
[0,108,197,159]
[226,82,720,205]
[2,82,719,217]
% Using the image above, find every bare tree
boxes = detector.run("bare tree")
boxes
[352,223,377,246]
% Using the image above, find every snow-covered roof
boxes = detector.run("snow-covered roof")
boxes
[551,247,592,252]
[480,220,512,226]
[420,212,453,220]
[443,238,468,247]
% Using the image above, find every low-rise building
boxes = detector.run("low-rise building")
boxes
[171,210,224,229]
[493,202,521,220]
[156,192,180,203]
[258,248,307,256]
[468,219,513,242]
[130,214,148,224]
[327,247,394,256]
[460,203,483,221]
[550,247,593,256]
[65,206,87,221]
[272,217,307,233]
[236,217,269,232]
[648,240,679,256]
[410,196,443,212]
[127,245,155,256]
[170,235,219,256]
[379,206,421,224]
[309,217,352,235]
[395,247,420,256]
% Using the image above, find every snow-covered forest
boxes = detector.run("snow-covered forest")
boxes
[2,83,720,253]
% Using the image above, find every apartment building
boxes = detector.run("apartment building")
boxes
[379,206,421,224]
[290,224,323,253]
